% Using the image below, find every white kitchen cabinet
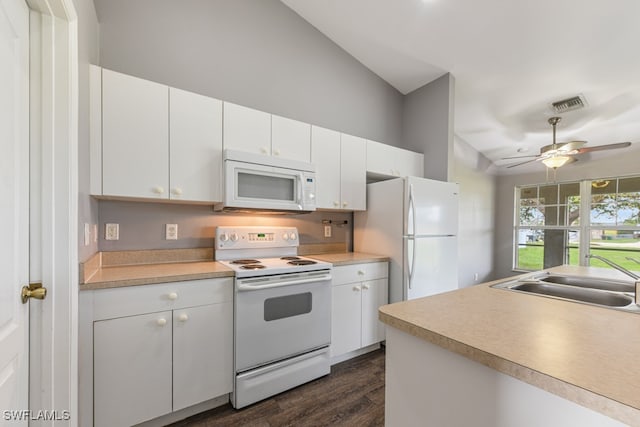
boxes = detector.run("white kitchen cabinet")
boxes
[173,302,233,411]
[223,102,272,155]
[169,87,223,202]
[93,67,224,202]
[311,127,367,211]
[94,311,173,427]
[367,139,424,178]
[330,262,388,359]
[102,68,169,199]
[88,278,233,426]
[271,115,311,162]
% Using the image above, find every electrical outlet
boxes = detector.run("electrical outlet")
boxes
[84,223,90,246]
[324,225,332,238]
[474,273,479,281]
[166,224,178,240]
[105,223,119,240]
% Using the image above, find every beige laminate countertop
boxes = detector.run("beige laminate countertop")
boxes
[379,265,640,425]
[80,251,387,290]
[307,252,389,266]
[80,261,234,290]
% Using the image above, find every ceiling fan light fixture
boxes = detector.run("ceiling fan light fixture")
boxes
[542,155,571,169]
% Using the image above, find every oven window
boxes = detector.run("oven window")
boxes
[238,172,295,201]
[264,293,312,321]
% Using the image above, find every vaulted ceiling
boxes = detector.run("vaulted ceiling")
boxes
[282,0,640,174]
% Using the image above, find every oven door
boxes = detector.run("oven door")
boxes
[234,270,332,372]
[225,160,311,211]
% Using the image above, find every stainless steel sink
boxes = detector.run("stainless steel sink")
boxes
[491,272,639,313]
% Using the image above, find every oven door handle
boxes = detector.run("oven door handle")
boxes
[237,274,332,292]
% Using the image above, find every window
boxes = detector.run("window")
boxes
[514,175,640,271]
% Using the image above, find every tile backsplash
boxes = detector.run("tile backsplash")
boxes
[98,200,352,252]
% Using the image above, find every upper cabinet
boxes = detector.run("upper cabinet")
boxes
[91,67,223,202]
[101,69,169,199]
[169,88,223,202]
[271,115,311,162]
[223,103,311,162]
[311,126,366,211]
[367,140,424,178]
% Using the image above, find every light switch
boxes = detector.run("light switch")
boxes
[84,223,90,246]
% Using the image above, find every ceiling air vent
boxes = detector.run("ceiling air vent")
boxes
[550,95,587,114]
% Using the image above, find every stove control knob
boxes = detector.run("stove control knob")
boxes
[289,233,297,240]
[219,233,229,243]
[230,233,239,242]
[282,233,289,241]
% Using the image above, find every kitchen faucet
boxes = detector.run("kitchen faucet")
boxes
[586,254,640,304]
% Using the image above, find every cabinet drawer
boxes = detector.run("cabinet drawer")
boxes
[92,277,233,321]
[332,262,388,286]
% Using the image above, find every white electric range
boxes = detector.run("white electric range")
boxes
[215,226,333,409]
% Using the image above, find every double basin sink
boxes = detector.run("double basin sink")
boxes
[491,272,639,313]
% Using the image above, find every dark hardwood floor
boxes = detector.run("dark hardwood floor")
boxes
[169,348,385,427]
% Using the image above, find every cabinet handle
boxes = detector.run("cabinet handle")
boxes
[273,149,280,156]
[156,318,167,326]
[153,186,165,195]
[342,201,348,207]
[168,292,178,300]
[362,284,370,290]
[172,187,183,196]
[333,201,340,207]
[357,270,365,276]
[353,285,361,291]
[178,313,189,322]
[260,147,268,154]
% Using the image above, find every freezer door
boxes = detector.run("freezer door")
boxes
[405,177,458,236]
[405,236,458,300]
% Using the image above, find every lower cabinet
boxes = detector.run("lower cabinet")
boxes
[87,278,233,427]
[330,262,388,359]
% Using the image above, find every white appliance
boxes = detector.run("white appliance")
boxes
[354,177,459,303]
[217,149,317,213]
[215,226,332,409]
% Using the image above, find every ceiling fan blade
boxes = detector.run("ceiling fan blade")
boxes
[576,142,631,154]
[557,140,587,153]
[506,158,538,168]
[500,154,539,160]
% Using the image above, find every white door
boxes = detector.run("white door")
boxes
[406,236,458,300]
[406,177,459,236]
[340,133,367,211]
[311,125,341,209]
[0,0,29,420]
[223,102,271,155]
[271,115,311,162]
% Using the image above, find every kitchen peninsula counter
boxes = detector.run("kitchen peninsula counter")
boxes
[307,252,389,266]
[380,265,640,426]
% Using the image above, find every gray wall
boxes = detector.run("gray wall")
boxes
[453,137,497,287]
[93,0,404,145]
[75,0,99,261]
[494,148,640,279]
[98,201,352,252]
[402,74,454,181]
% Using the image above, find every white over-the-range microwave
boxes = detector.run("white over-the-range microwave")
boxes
[216,149,317,213]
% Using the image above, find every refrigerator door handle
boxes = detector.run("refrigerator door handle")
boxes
[408,183,416,236]
[406,237,416,289]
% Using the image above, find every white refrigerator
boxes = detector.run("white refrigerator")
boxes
[354,177,459,303]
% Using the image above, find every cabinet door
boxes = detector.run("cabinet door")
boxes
[94,311,172,427]
[169,88,223,202]
[366,140,397,178]
[173,302,233,411]
[340,133,367,211]
[311,126,341,209]
[223,102,271,155]
[102,69,169,198]
[272,115,311,162]
[330,283,362,358]
[361,278,388,347]
[396,148,424,178]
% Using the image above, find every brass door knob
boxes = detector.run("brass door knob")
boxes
[21,283,47,304]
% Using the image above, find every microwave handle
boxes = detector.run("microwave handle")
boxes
[297,173,304,209]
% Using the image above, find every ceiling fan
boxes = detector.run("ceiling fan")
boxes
[502,117,632,169]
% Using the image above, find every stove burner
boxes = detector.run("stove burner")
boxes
[231,259,261,265]
[287,260,317,266]
[240,264,266,270]
[280,256,301,260]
